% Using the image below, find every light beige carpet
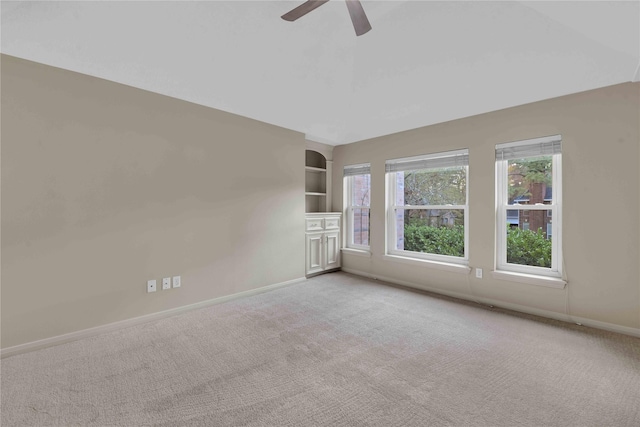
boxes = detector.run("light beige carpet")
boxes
[2,272,639,426]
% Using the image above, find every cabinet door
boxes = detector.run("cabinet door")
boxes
[306,233,324,275]
[324,231,341,270]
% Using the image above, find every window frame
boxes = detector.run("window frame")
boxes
[495,137,562,278]
[344,164,371,251]
[385,149,469,265]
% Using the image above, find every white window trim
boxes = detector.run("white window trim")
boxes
[344,167,371,251]
[491,270,566,288]
[495,151,563,279]
[383,254,471,274]
[385,151,469,266]
[342,247,372,257]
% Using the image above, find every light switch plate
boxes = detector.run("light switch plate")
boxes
[162,277,171,290]
[172,276,181,288]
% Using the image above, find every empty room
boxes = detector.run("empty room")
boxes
[2,1,639,426]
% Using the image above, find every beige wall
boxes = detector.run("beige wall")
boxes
[1,55,306,349]
[333,82,640,332]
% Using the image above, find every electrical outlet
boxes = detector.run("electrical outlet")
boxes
[476,268,483,279]
[172,276,181,288]
[147,280,157,293]
[162,277,171,290]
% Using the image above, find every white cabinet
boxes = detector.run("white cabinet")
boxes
[305,213,341,276]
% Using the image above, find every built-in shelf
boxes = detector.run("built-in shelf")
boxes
[305,166,326,173]
[305,149,329,213]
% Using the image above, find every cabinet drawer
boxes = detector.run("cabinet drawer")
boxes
[306,218,324,232]
[324,217,340,230]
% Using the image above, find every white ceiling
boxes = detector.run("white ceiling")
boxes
[2,1,639,145]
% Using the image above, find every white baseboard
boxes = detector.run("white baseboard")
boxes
[1,276,306,359]
[341,267,640,339]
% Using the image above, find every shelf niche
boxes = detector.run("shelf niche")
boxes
[305,149,328,213]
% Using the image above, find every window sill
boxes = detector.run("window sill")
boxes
[383,254,471,274]
[341,248,372,258]
[492,270,567,289]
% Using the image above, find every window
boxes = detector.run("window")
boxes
[344,163,371,249]
[386,149,469,264]
[496,135,562,277]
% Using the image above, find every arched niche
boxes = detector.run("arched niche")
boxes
[305,150,326,170]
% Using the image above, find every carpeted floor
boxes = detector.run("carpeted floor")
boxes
[2,272,640,426]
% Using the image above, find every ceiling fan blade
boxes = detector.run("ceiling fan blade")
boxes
[281,0,330,22]
[345,0,372,36]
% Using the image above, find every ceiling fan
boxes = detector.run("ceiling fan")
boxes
[281,0,372,36]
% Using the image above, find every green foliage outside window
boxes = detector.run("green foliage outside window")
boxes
[506,227,551,268]
[404,223,465,257]
[404,223,551,267]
